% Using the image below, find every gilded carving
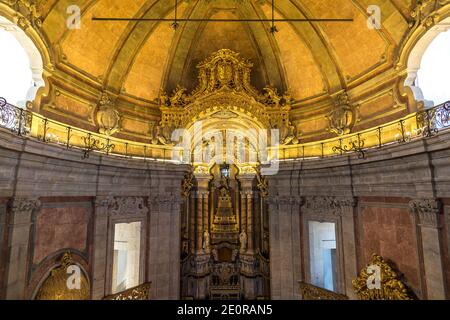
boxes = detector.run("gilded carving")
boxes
[181,168,194,197]
[35,252,90,300]
[299,281,348,300]
[7,0,43,29]
[409,0,450,30]
[96,91,120,136]
[255,166,268,198]
[409,198,441,228]
[352,254,415,300]
[156,49,299,145]
[327,92,358,136]
[103,282,151,300]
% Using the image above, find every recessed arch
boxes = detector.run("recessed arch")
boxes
[405,16,450,107]
[0,16,44,107]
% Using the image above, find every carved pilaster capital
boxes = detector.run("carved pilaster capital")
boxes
[94,196,115,209]
[149,194,183,210]
[303,196,357,217]
[267,196,303,206]
[409,198,442,228]
[10,198,41,215]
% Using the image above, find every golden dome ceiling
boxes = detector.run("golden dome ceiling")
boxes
[5,0,444,145]
[39,0,410,104]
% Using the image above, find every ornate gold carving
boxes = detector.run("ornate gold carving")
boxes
[103,282,151,300]
[182,168,194,197]
[156,49,299,145]
[35,252,90,300]
[327,92,359,136]
[96,91,120,136]
[255,166,268,198]
[409,0,450,30]
[352,254,415,300]
[7,0,43,29]
[299,282,348,300]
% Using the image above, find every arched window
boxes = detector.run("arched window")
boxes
[416,29,450,106]
[0,16,44,107]
[405,17,450,108]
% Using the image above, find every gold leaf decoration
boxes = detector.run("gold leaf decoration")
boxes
[352,253,415,300]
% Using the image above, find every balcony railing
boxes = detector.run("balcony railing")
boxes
[1,97,449,161]
[299,281,349,300]
[102,282,151,300]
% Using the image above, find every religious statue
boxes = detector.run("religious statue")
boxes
[239,231,248,253]
[203,230,211,253]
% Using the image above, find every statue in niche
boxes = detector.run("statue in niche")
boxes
[239,231,248,253]
[203,230,211,253]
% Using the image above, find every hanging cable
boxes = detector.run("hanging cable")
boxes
[270,0,278,33]
[171,0,179,30]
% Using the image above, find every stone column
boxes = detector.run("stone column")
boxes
[246,192,254,253]
[268,196,302,300]
[239,174,255,253]
[91,196,113,300]
[409,198,445,299]
[195,175,211,253]
[6,198,41,299]
[148,195,182,299]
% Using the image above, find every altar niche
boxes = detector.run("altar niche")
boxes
[180,163,270,300]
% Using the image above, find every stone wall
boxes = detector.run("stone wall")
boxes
[0,128,188,299]
[268,130,450,300]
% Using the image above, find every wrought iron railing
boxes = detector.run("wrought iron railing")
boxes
[1,97,449,161]
[102,282,151,300]
[299,281,349,300]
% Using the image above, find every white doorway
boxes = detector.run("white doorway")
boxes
[111,222,142,293]
[308,221,337,291]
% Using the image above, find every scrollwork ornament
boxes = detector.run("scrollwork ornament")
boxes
[352,254,415,300]
[409,198,441,228]
[327,92,359,136]
[96,90,120,136]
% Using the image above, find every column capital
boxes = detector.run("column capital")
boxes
[10,198,41,215]
[409,198,442,228]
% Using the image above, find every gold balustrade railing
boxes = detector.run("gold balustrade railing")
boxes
[1,97,449,162]
[299,281,349,300]
[102,282,151,300]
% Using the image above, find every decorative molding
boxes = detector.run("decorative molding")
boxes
[96,90,121,136]
[267,196,303,206]
[409,198,442,228]
[95,196,148,216]
[302,196,356,217]
[327,92,359,136]
[352,253,415,300]
[10,198,41,215]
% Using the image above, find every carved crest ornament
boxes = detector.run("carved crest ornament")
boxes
[96,90,121,136]
[327,92,359,136]
[153,49,300,146]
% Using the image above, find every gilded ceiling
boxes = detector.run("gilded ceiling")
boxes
[4,0,448,145]
[38,0,410,104]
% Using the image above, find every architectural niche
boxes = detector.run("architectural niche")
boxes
[35,252,90,300]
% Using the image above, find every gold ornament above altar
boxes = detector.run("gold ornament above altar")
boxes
[155,49,300,146]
